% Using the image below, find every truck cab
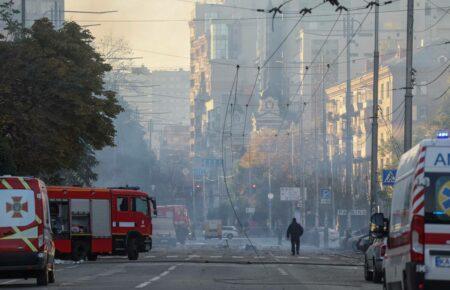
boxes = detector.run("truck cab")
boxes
[0,176,55,286]
[379,138,450,290]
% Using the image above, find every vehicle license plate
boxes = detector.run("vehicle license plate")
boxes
[436,256,450,268]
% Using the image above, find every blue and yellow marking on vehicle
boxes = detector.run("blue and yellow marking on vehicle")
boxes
[438,181,450,216]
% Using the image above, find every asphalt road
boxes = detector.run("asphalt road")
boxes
[0,251,381,290]
[0,239,381,290]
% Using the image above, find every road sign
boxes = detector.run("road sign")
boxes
[337,209,367,216]
[267,193,274,200]
[320,188,332,205]
[337,209,348,216]
[245,207,255,214]
[350,209,368,216]
[382,169,397,186]
[280,187,301,201]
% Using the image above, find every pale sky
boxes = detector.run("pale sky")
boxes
[65,0,193,70]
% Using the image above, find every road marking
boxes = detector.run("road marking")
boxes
[166,255,178,258]
[298,256,310,259]
[188,254,200,258]
[318,257,330,260]
[0,279,18,285]
[232,256,243,259]
[277,267,289,276]
[145,255,156,258]
[254,256,266,259]
[274,256,287,259]
[209,255,223,258]
[159,271,170,277]
[135,265,178,288]
[150,276,161,282]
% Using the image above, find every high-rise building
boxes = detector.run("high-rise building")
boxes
[0,0,65,32]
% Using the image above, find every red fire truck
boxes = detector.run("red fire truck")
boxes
[47,186,156,261]
[157,205,191,244]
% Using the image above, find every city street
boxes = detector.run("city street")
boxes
[0,240,380,290]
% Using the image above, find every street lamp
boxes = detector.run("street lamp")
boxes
[268,192,274,233]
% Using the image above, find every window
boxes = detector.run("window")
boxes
[117,197,128,212]
[132,197,149,214]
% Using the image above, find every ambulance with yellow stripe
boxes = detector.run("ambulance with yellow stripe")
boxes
[0,176,55,286]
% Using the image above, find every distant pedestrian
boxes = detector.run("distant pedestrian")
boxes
[286,218,304,255]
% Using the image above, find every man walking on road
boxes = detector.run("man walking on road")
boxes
[286,218,303,255]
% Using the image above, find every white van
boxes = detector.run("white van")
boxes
[380,138,450,290]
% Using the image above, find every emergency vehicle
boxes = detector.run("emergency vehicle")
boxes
[47,186,156,261]
[0,176,55,286]
[381,137,450,290]
[157,205,191,244]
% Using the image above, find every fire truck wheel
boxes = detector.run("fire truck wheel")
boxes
[36,266,49,286]
[127,238,139,260]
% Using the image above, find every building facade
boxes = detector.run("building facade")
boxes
[326,44,450,210]
[0,0,64,33]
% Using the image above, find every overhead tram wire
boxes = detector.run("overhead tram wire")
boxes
[40,5,448,25]
[230,65,240,167]
[241,0,337,144]
[242,67,260,146]
[224,0,347,266]
[434,86,450,101]
[220,65,265,267]
[292,9,343,107]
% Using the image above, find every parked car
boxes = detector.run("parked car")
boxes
[222,226,239,239]
[363,238,386,283]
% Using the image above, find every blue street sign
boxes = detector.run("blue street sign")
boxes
[382,169,397,186]
[320,188,332,205]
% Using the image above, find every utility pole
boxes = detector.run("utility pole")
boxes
[21,0,26,27]
[345,12,354,227]
[321,55,330,248]
[314,63,320,228]
[299,102,306,226]
[203,172,206,222]
[370,0,380,214]
[404,0,414,151]
[268,151,272,231]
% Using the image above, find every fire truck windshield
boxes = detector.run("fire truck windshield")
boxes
[425,174,450,223]
[132,197,149,215]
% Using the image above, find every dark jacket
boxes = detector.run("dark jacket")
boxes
[286,222,304,240]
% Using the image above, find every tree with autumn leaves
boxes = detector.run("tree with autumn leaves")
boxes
[237,128,299,227]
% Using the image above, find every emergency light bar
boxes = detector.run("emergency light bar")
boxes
[436,130,449,139]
